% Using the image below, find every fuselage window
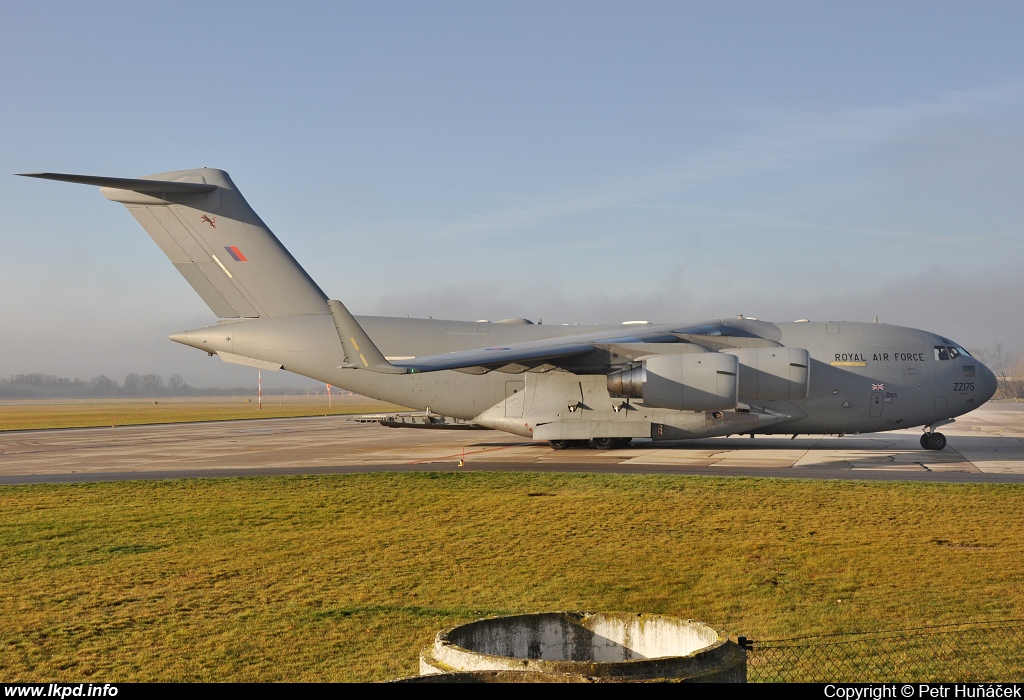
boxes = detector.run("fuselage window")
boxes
[934,346,950,361]
[947,346,961,359]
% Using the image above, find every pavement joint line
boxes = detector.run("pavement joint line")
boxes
[406,443,536,464]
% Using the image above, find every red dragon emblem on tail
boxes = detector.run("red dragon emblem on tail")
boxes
[200,215,216,228]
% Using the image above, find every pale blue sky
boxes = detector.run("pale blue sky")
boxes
[2,2,1023,386]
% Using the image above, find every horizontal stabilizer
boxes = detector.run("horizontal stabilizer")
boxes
[18,172,216,194]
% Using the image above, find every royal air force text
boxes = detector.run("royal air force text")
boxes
[834,353,927,363]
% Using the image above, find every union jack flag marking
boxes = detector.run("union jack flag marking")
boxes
[872,383,884,391]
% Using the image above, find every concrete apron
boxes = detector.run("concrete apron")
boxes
[416,612,745,682]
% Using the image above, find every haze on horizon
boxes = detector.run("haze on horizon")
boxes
[2,2,1022,388]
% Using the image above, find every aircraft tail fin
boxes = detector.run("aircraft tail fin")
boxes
[21,169,328,318]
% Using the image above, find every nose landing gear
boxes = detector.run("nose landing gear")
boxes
[921,418,954,451]
[920,432,947,451]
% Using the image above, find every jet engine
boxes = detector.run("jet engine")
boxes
[607,353,739,411]
[724,347,810,400]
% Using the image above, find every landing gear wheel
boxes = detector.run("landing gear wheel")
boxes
[592,437,616,449]
[920,433,948,451]
[548,439,570,450]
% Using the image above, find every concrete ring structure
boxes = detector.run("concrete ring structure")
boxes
[418,612,745,682]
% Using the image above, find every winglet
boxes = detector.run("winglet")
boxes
[327,299,408,374]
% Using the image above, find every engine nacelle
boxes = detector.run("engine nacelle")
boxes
[607,353,739,411]
[725,347,810,400]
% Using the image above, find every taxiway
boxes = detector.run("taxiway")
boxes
[2,402,1024,485]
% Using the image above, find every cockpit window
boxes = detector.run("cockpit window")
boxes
[934,346,950,361]
[939,338,972,358]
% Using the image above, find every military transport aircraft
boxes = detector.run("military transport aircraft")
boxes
[22,168,998,451]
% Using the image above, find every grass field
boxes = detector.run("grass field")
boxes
[2,472,1022,681]
[0,396,408,431]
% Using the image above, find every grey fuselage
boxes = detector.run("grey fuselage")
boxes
[172,315,997,441]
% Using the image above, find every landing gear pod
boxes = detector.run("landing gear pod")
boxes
[607,353,739,411]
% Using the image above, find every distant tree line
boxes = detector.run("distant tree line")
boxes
[970,343,1024,400]
[0,373,296,399]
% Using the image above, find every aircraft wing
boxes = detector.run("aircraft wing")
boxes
[391,340,596,373]
[329,300,777,375]
[387,328,684,373]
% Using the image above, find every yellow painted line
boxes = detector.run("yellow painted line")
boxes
[350,337,361,351]
[831,361,867,367]
[359,353,368,367]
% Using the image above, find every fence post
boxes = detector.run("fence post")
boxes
[737,636,751,683]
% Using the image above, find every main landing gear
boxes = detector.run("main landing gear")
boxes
[920,432,947,451]
[548,438,633,450]
[592,437,632,449]
[548,439,587,450]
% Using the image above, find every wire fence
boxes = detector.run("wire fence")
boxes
[741,621,1024,683]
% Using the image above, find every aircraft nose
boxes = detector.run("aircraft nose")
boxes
[977,362,998,403]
